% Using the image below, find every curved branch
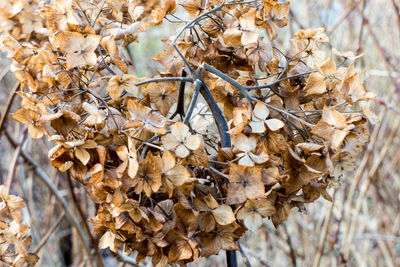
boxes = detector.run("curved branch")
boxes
[201,63,314,128]
[183,80,201,125]
[203,63,253,104]
[114,76,193,100]
[135,77,193,87]
[199,81,231,148]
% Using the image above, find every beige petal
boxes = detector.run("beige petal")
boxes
[243,213,263,232]
[184,134,201,151]
[253,102,270,120]
[304,72,326,97]
[11,109,32,124]
[241,31,259,46]
[223,27,242,46]
[170,122,189,142]
[75,148,90,165]
[319,55,337,76]
[116,145,128,161]
[166,165,190,186]
[163,134,180,150]
[321,106,347,127]
[124,84,139,97]
[28,124,46,139]
[59,161,74,172]
[254,199,276,217]
[249,152,269,164]
[234,134,256,153]
[265,119,284,131]
[162,150,176,172]
[331,129,349,150]
[212,205,236,225]
[249,121,266,133]
[82,52,98,66]
[128,157,139,178]
[98,231,117,253]
[238,154,254,166]
[116,160,128,176]
[175,144,190,158]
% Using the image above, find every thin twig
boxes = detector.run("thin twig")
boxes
[172,1,258,74]
[282,224,297,267]
[359,7,400,94]
[237,241,252,267]
[115,252,139,267]
[209,166,229,179]
[341,109,385,255]
[33,211,66,254]
[5,128,27,193]
[0,83,20,136]
[312,190,337,267]
[241,245,270,267]
[202,63,253,104]
[343,119,400,259]
[327,0,363,34]
[183,80,201,125]
[67,171,105,267]
[115,76,193,100]
[391,0,400,38]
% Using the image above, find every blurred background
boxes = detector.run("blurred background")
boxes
[1,0,399,266]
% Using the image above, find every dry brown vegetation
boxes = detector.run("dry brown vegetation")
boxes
[0,0,398,267]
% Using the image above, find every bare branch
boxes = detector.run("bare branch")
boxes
[0,83,19,136]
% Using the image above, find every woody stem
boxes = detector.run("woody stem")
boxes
[183,80,202,125]
[170,69,188,120]
[198,80,231,147]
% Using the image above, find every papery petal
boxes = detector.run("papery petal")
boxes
[253,102,270,120]
[243,213,263,232]
[184,134,201,151]
[249,121,266,133]
[265,119,284,131]
[170,122,189,142]
[175,144,190,158]
[238,154,254,166]
[163,134,180,150]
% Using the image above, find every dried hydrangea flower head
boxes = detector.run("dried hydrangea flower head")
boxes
[0,0,373,265]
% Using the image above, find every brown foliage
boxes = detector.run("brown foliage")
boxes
[0,0,374,266]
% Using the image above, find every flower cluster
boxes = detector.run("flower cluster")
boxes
[0,0,373,266]
[0,186,39,266]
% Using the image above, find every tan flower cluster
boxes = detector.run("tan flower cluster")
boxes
[0,0,374,266]
[0,186,39,266]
